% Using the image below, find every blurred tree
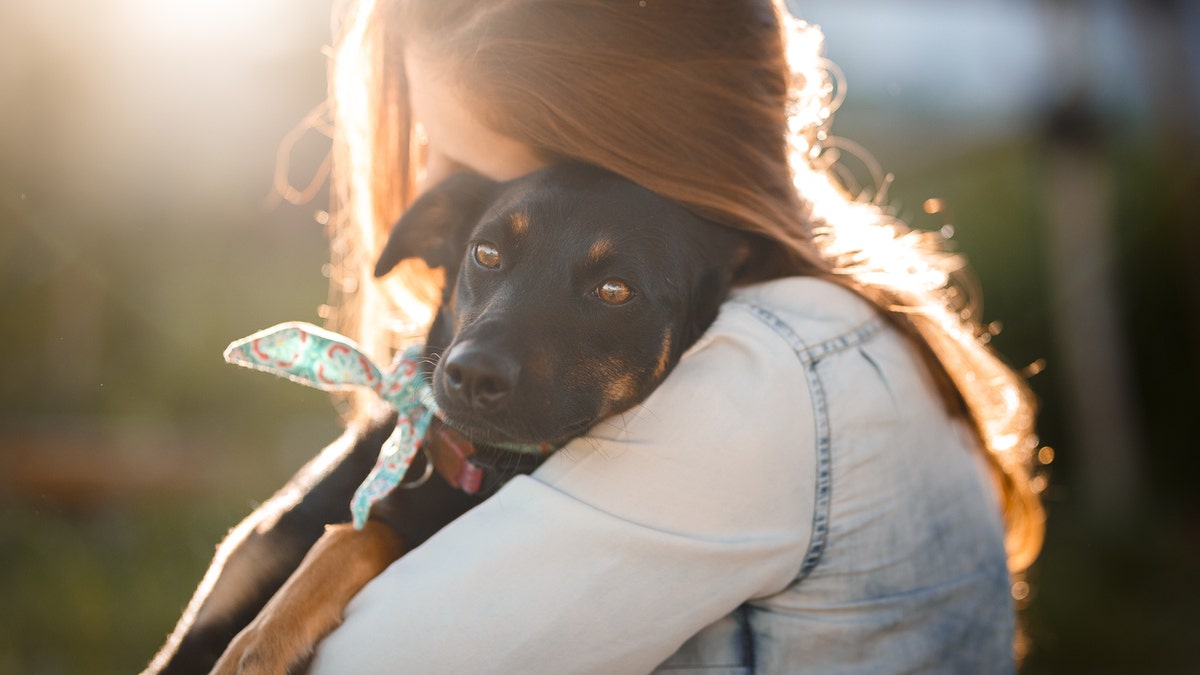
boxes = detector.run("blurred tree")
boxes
[1039,0,1144,528]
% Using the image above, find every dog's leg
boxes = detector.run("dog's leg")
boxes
[143,415,394,675]
[210,520,404,675]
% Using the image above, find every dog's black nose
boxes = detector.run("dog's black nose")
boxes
[441,342,517,414]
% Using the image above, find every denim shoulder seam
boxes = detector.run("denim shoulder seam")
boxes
[730,301,885,583]
[732,301,886,366]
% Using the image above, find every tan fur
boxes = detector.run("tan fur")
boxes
[603,371,638,410]
[566,356,634,413]
[652,328,673,381]
[509,211,530,237]
[210,521,405,675]
[588,238,613,263]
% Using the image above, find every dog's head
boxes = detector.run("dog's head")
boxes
[375,164,747,446]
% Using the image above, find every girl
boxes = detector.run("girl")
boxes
[228,0,1047,672]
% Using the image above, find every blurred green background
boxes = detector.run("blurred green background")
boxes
[2,0,1197,672]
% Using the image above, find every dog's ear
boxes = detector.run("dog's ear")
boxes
[374,172,500,278]
[680,267,731,353]
[680,230,749,351]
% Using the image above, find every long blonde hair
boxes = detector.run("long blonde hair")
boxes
[320,0,1043,573]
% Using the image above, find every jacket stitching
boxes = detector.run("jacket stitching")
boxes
[732,301,885,584]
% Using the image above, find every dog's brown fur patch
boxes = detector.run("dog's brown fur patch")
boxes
[604,372,638,410]
[652,328,673,382]
[588,238,614,263]
[210,522,404,675]
[508,211,530,237]
[569,355,636,412]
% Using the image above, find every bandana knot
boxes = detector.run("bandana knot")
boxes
[224,322,438,529]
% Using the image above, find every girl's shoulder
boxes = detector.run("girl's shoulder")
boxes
[689,276,886,367]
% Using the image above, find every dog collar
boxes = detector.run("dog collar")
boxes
[224,322,552,529]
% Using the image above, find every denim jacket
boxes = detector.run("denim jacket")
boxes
[310,278,1015,674]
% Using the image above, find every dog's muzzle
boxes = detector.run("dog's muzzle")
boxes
[440,339,519,415]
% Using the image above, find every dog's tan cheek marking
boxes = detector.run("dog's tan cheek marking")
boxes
[588,238,614,263]
[604,372,638,411]
[596,353,638,413]
[567,356,634,415]
[652,328,673,381]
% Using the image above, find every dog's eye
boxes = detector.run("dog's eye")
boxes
[596,279,634,305]
[473,242,501,269]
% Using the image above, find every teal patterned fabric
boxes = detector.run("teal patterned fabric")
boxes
[224,322,436,529]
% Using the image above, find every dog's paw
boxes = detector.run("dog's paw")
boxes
[210,622,312,675]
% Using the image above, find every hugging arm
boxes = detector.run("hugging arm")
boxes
[308,308,818,673]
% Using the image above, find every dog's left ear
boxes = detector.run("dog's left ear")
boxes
[681,268,732,352]
[374,172,500,278]
[681,232,751,350]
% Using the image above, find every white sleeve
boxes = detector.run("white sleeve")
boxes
[309,303,817,675]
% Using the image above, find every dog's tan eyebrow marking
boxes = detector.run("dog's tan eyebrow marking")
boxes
[588,238,614,263]
[508,211,530,237]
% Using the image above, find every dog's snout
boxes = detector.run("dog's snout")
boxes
[442,342,517,414]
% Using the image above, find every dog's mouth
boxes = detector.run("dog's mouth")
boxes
[435,407,597,449]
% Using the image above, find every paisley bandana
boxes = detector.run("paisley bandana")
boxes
[224,322,439,529]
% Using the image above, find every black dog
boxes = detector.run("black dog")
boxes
[146,163,747,674]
